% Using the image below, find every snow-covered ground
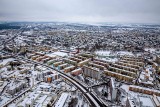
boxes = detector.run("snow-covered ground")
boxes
[46,51,68,57]
[95,50,111,56]
[117,51,134,56]
[95,50,135,63]
[0,58,15,66]
[144,48,156,53]
[0,96,11,107]
[99,57,118,63]
[95,50,119,62]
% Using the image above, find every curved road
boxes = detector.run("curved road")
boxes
[16,56,108,107]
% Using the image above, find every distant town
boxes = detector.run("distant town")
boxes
[0,22,160,107]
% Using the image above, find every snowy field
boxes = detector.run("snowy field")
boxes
[46,51,68,57]
[95,50,135,62]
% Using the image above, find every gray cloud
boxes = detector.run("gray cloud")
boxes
[0,0,160,24]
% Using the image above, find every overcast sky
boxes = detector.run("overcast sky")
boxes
[0,0,160,24]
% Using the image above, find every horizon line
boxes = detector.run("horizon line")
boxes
[0,21,160,26]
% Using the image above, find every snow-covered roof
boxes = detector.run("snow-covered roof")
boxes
[138,96,155,107]
[55,93,68,107]
[0,58,15,66]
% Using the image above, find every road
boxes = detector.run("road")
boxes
[1,88,31,107]
[15,56,108,107]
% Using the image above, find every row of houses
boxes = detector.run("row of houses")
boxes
[104,70,134,82]
[108,66,137,77]
[115,61,140,70]
[104,56,145,82]
[110,63,137,73]
[121,55,143,62]
[129,85,160,96]
[120,59,144,67]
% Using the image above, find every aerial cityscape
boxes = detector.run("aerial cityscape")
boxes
[0,0,160,107]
